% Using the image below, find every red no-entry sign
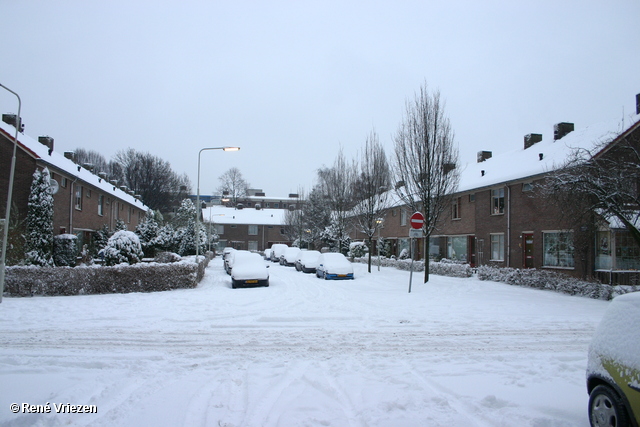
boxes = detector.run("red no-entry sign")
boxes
[410,212,424,229]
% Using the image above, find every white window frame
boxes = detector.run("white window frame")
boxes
[490,233,504,261]
[248,225,258,235]
[400,209,407,226]
[491,188,505,215]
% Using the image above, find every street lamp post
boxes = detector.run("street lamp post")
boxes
[0,83,21,304]
[196,147,239,263]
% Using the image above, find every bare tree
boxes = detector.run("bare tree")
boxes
[217,167,249,206]
[112,149,191,213]
[543,123,640,247]
[393,83,460,283]
[282,189,307,246]
[317,149,358,254]
[351,130,392,272]
[301,184,332,249]
[73,148,109,174]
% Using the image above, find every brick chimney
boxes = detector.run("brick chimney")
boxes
[554,122,574,140]
[38,136,54,155]
[477,151,492,163]
[524,133,542,149]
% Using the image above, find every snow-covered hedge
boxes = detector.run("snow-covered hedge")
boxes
[4,254,213,297]
[476,265,639,300]
[352,257,473,278]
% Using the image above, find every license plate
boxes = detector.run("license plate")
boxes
[338,274,347,277]
[245,280,258,284]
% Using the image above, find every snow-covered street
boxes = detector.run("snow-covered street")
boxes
[0,259,609,426]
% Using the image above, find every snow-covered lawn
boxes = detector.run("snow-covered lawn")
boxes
[0,259,609,426]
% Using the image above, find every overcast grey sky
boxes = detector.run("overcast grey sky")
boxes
[1,1,639,198]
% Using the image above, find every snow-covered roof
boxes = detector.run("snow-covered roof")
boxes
[203,205,286,225]
[457,114,640,193]
[0,120,149,211]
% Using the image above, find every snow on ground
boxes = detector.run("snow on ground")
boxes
[0,259,609,426]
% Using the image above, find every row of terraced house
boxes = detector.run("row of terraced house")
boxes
[0,115,149,256]
[352,94,640,284]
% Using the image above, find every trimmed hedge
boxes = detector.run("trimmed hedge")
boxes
[352,256,473,278]
[4,254,212,297]
[476,265,639,300]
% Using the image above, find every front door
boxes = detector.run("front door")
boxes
[523,233,534,268]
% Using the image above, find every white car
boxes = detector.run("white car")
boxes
[222,247,236,274]
[281,247,301,266]
[295,250,321,273]
[225,250,250,275]
[270,244,288,263]
[315,253,354,280]
[231,252,269,288]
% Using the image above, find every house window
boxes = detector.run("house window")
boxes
[452,197,461,220]
[215,224,224,235]
[86,189,91,198]
[61,177,67,188]
[490,233,504,261]
[98,194,104,216]
[266,203,271,208]
[491,188,504,214]
[248,225,258,235]
[543,231,574,268]
[469,193,475,202]
[400,209,407,226]
[274,203,280,208]
[248,241,258,251]
[280,228,285,235]
[522,183,533,192]
[75,186,83,210]
[448,236,468,262]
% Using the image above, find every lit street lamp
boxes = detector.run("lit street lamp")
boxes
[0,83,21,304]
[196,147,239,262]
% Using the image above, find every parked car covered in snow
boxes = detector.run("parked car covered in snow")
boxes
[315,253,354,280]
[222,247,236,274]
[225,249,250,275]
[263,248,272,261]
[295,250,321,273]
[586,291,640,427]
[269,244,288,263]
[231,252,269,288]
[280,247,301,266]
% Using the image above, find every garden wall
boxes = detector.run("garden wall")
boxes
[4,254,213,297]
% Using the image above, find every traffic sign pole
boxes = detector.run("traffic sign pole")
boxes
[408,212,424,293]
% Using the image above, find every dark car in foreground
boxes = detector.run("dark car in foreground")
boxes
[587,291,640,427]
[231,252,269,289]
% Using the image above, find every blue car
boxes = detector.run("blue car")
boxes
[315,253,354,280]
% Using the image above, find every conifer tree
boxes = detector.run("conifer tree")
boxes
[25,168,54,266]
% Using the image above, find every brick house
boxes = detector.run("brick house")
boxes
[352,99,640,283]
[0,117,149,253]
[203,205,290,252]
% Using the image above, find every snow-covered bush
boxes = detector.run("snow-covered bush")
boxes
[398,248,409,260]
[25,168,54,266]
[377,237,391,258]
[154,251,182,263]
[103,230,144,266]
[476,265,638,300]
[53,234,78,267]
[135,213,160,257]
[348,241,368,258]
